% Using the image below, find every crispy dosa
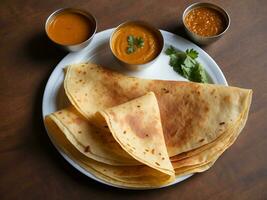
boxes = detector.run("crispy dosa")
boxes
[64,63,252,157]
[94,92,174,176]
[45,107,139,166]
[45,116,175,188]
[45,92,174,177]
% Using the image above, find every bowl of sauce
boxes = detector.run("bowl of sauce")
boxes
[183,2,230,45]
[110,21,164,70]
[45,8,97,51]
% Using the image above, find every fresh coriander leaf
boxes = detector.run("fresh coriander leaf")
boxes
[126,35,144,54]
[169,54,184,67]
[169,54,185,75]
[165,46,208,83]
[136,37,144,48]
[190,63,208,83]
[127,46,135,54]
[127,35,135,54]
[183,56,196,69]
[127,35,135,46]
[181,64,191,79]
[186,49,198,59]
[198,64,208,83]
[190,63,202,82]
[165,46,177,55]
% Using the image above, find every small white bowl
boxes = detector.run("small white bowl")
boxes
[45,8,97,52]
[109,21,164,71]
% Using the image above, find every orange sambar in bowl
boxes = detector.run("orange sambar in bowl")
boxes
[111,22,162,65]
[47,12,92,45]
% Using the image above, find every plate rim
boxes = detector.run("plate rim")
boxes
[42,28,228,189]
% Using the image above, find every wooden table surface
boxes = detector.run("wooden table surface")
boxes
[1,0,267,199]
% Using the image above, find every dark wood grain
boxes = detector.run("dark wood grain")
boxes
[0,0,266,199]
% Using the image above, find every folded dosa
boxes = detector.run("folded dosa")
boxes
[45,115,174,188]
[94,92,174,176]
[64,63,252,157]
[45,92,174,177]
[45,107,138,166]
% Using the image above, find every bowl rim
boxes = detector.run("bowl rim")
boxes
[182,2,231,39]
[109,20,164,66]
[45,7,97,47]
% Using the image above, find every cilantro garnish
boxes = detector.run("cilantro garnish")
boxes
[165,46,208,83]
[127,35,144,54]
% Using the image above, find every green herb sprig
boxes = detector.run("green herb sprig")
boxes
[127,35,144,54]
[165,46,208,83]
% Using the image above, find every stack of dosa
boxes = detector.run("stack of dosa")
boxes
[44,62,252,188]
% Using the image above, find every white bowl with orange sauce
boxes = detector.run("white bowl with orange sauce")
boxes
[45,8,97,51]
[110,21,164,71]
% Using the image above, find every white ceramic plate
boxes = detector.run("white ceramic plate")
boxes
[42,29,228,189]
